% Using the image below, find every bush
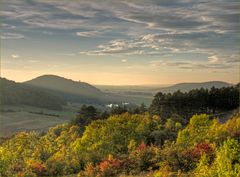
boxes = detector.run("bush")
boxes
[194,138,240,177]
[72,113,158,164]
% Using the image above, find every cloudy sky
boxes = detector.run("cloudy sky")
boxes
[1,0,239,85]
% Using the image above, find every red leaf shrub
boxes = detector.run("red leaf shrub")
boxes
[98,156,122,176]
[31,162,46,175]
[136,141,147,152]
[192,142,213,157]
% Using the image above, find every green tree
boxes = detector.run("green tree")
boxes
[72,105,100,128]
[139,103,147,114]
[176,114,211,147]
[72,113,157,164]
[194,138,240,177]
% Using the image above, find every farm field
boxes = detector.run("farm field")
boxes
[0,111,70,137]
[0,105,77,137]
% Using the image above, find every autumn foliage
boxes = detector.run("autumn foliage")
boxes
[0,113,239,177]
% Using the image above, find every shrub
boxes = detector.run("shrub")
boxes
[30,162,46,176]
[194,138,240,177]
[192,142,214,158]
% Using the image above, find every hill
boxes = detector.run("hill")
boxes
[156,81,231,93]
[0,78,66,110]
[25,75,103,97]
[24,75,117,104]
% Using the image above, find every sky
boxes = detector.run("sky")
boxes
[0,0,239,85]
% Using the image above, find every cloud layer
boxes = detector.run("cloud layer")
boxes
[1,0,239,74]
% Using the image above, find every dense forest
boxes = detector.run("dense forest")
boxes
[0,85,239,177]
[149,85,239,122]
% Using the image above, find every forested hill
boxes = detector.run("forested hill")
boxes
[0,78,66,110]
[0,76,109,111]
[156,81,231,93]
[24,75,113,104]
[25,75,103,97]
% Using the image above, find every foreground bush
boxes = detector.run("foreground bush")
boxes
[72,113,160,164]
[194,138,240,177]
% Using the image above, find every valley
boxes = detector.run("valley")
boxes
[0,75,236,137]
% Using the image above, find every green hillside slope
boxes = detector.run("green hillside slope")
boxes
[0,78,66,110]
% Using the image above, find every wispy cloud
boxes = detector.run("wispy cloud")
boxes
[80,39,135,56]
[1,0,239,77]
[76,30,100,37]
[150,59,234,71]
[11,54,20,59]
[56,53,76,57]
[0,23,16,29]
[150,60,191,67]
[2,0,239,33]
[79,33,209,57]
[1,33,24,39]
[208,55,219,64]
[28,60,39,63]
[226,55,240,64]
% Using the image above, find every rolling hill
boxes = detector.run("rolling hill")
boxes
[156,81,232,93]
[0,78,66,110]
[24,75,116,104]
[1,75,133,109]
[25,75,103,97]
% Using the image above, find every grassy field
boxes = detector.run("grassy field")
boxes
[0,103,115,137]
[0,95,153,137]
[0,111,71,137]
[0,104,77,137]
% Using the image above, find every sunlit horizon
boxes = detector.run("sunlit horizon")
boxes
[1,71,238,86]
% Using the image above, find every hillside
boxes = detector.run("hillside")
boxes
[24,75,112,104]
[156,81,231,93]
[0,78,66,110]
[25,75,103,97]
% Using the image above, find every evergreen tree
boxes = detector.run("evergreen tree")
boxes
[72,105,100,127]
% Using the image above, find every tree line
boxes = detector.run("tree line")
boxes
[149,85,239,123]
[72,85,239,129]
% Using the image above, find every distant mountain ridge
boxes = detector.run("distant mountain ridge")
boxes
[156,81,232,93]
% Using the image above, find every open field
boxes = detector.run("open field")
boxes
[0,103,113,137]
[0,105,78,137]
[0,111,71,137]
